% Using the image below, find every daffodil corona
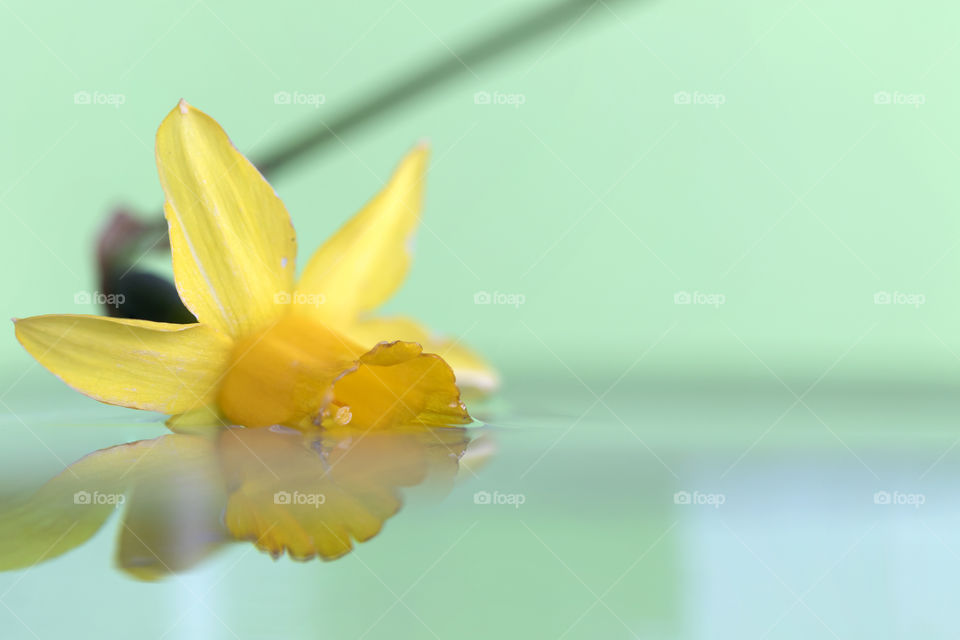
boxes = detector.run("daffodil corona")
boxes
[14,100,497,432]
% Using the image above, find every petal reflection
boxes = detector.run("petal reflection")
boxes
[220,425,470,560]
[0,424,480,579]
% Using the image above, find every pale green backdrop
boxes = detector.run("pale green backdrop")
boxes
[3,3,960,639]
[3,0,959,389]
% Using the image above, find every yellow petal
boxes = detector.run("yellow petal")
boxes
[328,341,472,430]
[157,100,297,337]
[346,316,500,395]
[296,145,427,325]
[14,314,232,414]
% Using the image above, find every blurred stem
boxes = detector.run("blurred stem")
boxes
[101,0,646,320]
[256,0,639,176]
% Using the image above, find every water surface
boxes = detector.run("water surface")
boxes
[0,374,957,639]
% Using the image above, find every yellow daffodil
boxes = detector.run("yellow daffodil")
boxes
[14,100,497,432]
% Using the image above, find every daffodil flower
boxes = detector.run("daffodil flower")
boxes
[14,100,496,431]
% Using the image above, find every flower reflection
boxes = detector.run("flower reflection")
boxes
[0,425,486,580]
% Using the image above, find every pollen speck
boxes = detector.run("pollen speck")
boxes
[334,405,352,426]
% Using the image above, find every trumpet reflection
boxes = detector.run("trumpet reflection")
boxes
[0,425,485,580]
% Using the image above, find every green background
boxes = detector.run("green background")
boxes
[3,0,959,387]
[2,1,960,638]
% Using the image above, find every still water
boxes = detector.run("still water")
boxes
[0,373,957,639]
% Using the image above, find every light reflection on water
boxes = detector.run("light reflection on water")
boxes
[1,377,959,638]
